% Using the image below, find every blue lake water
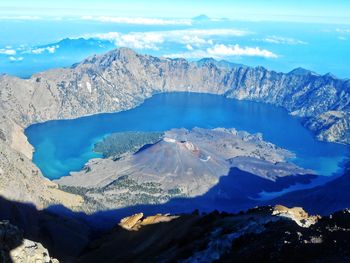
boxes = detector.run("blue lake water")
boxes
[25,92,349,180]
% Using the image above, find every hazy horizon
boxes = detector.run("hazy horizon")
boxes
[1,1,350,78]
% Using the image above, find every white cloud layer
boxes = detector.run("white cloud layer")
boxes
[29,45,60,54]
[186,44,194,50]
[92,32,164,50]
[261,36,307,45]
[88,29,275,60]
[0,49,16,55]
[81,16,192,25]
[165,44,278,59]
[208,44,278,58]
[336,28,350,34]
[8,56,23,62]
[0,16,42,20]
[90,29,250,50]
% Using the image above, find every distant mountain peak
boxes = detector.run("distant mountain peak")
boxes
[196,57,216,64]
[196,57,245,69]
[288,67,318,76]
[192,14,211,21]
[324,72,337,79]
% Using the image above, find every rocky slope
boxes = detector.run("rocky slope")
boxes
[304,110,350,143]
[77,206,350,263]
[0,47,349,209]
[2,203,349,262]
[0,137,83,209]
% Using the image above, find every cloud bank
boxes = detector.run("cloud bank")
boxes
[261,36,307,45]
[0,16,42,20]
[81,16,192,26]
[165,44,278,59]
[336,28,350,34]
[29,45,60,54]
[0,49,16,55]
[91,29,251,50]
[87,29,276,60]
[207,44,278,58]
[8,56,23,62]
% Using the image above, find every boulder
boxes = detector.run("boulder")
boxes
[273,205,321,227]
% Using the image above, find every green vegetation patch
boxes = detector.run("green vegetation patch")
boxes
[94,131,164,158]
[59,175,186,212]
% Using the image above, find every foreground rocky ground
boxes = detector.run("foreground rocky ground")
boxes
[2,204,349,262]
[0,220,58,263]
[74,205,350,262]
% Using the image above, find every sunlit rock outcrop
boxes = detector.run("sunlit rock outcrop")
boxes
[272,205,321,227]
[119,213,179,231]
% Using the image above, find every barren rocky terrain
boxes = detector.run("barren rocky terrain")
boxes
[78,205,350,263]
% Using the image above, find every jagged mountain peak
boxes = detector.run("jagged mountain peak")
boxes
[76,47,138,68]
[98,47,138,61]
[288,67,318,76]
[113,47,138,56]
[324,72,337,79]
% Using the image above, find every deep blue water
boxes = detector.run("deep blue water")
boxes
[25,92,349,180]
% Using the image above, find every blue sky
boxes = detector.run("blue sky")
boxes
[1,1,350,79]
[1,0,350,24]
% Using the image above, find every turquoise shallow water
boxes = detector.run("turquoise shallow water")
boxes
[25,92,349,180]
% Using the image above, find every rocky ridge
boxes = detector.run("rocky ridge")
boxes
[1,205,348,262]
[0,47,349,209]
[77,206,350,263]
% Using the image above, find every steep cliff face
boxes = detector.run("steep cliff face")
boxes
[304,111,350,143]
[0,47,349,208]
[0,138,83,209]
[2,48,349,136]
